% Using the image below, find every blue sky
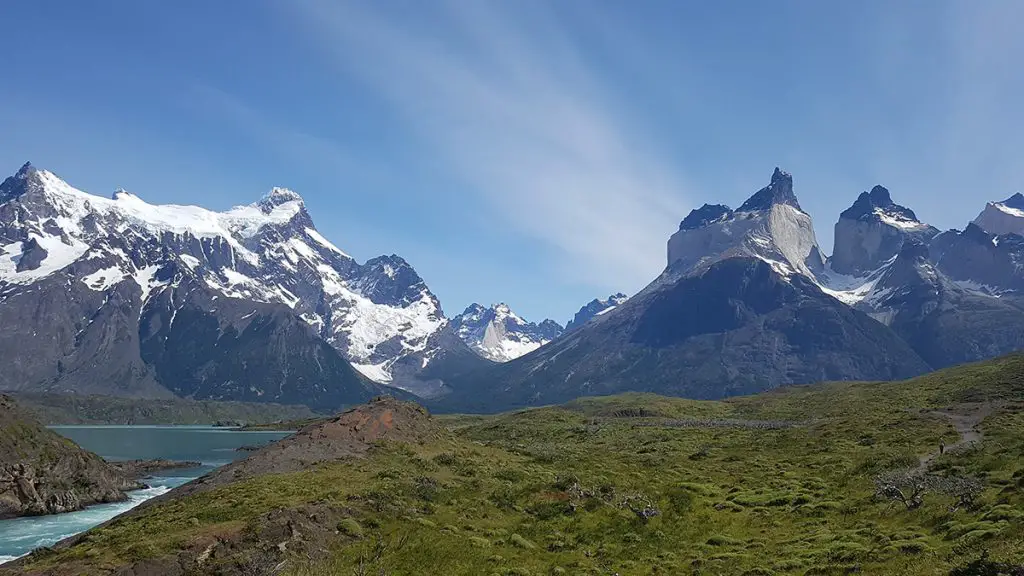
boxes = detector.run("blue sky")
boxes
[1,1,1022,323]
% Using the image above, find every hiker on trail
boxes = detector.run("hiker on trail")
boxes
[940,441,945,455]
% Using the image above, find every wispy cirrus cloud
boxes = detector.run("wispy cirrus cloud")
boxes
[287,0,692,291]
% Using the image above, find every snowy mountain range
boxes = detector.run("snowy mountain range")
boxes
[449,303,563,362]
[0,163,486,404]
[2,161,1021,413]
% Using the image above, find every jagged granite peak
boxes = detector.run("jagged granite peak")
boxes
[972,192,1024,236]
[840,185,921,224]
[667,168,823,280]
[450,302,563,362]
[0,164,472,404]
[0,162,39,203]
[679,204,732,231]
[829,185,938,277]
[737,167,800,212]
[565,293,629,332]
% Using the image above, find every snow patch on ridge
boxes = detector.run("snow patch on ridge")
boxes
[81,266,127,291]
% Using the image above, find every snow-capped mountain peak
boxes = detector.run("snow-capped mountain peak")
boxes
[451,302,562,362]
[973,193,1024,236]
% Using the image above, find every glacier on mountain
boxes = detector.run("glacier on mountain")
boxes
[0,163,451,392]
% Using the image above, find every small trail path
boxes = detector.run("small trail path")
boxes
[917,403,993,469]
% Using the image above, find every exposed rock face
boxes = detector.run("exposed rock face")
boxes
[861,241,1024,368]
[565,293,628,332]
[0,395,143,519]
[450,303,562,362]
[830,185,939,276]
[666,168,825,279]
[930,224,1024,303]
[972,193,1024,236]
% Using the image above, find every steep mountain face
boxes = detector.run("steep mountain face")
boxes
[972,193,1024,236]
[829,185,938,276]
[0,163,472,406]
[434,170,932,413]
[858,241,1024,368]
[930,224,1024,302]
[666,168,825,279]
[450,303,562,362]
[564,293,628,332]
[821,186,1024,369]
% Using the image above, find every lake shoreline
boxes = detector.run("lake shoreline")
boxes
[0,425,289,561]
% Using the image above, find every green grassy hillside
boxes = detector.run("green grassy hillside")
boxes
[10,355,1024,575]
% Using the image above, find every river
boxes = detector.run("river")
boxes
[0,425,290,562]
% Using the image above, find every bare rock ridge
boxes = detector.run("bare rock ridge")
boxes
[667,167,824,279]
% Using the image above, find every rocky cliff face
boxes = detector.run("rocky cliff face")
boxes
[830,185,938,276]
[666,168,825,279]
[930,224,1024,304]
[972,193,1024,236]
[0,395,143,519]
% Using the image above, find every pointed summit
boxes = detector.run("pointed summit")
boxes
[258,187,304,212]
[1001,192,1024,211]
[15,161,34,178]
[737,167,800,212]
[972,192,1024,235]
[1,162,42,203]
[839,185,927,228]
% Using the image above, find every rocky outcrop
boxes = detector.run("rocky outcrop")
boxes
[107,459,201,478]
[0,395,145,519]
